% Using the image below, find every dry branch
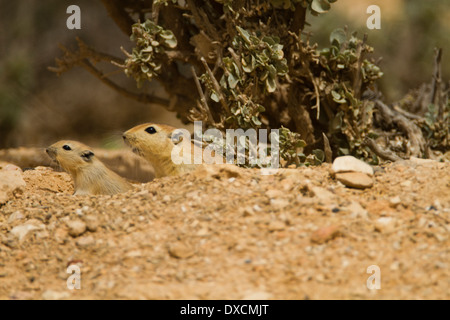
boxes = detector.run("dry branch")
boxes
[376,100,427,158]
[100,0,135,36]
[363,137,402,162]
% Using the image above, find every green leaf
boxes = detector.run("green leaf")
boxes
[331,90,341,100]
[242,62,254,73]
[330,111,343,132]
[210,92,219,102]
[228,73,239,89]
[332,91,346,104]
[164,38,177,48]
[296,139,307,148]
[236,26,251,45]
[260,70,269,81]
[160,30,174,39]
[312,149,325,162]
[252,116,262,126]
[330,28,346,46]
[268,64,277,78]
[266,76,277,93]
[262,36,276,46]
[311,0,331,13]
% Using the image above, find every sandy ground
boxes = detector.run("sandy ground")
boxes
[0,149,449,300]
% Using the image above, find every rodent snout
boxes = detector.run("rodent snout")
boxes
[46,147,56,159]
[122,133,134,148]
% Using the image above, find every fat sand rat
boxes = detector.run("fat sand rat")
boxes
[46,140,132,195]
[123,123,227,178]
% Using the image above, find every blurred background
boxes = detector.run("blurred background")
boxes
[0,0,449,149]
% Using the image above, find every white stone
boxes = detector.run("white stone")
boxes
[332,156,374,176]
[10,223,44,243]
[0,171,26,204]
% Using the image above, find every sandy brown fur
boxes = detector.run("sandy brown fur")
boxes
[123,123,202,178]
[46,140,132,195]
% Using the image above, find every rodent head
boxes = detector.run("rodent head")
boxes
[46,140,96,175]
[123,123,179,160]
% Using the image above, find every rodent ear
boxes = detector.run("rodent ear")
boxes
[169,131,184,145]
[80,150,95,162]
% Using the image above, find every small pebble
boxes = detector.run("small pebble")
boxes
[67,220,87,237]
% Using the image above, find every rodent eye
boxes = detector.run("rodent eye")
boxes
[145,126,157,134]
[62,145,72,151]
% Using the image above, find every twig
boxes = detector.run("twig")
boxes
[200,57,230,114]
[352,34,368,100]
[393,105,423,120]
[185,0,220,42]
[376,100,427,158]
[431,48,443,121]
[48,38,124,75]
[190,66,215,126]
[48,40,170,107]
[100,0,135,36]
[227,47,242,71]
[152,0,160,25]
[79,59,169,106]
[308,70,321,120]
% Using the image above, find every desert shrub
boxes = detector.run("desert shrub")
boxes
[51,0,449,165]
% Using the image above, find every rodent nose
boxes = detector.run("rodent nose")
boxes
[46,147,56,159]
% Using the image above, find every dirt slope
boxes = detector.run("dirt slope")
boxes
[0,152,449,300]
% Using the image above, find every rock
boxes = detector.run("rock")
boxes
[66,220,87,237]
[332,156,374,176]
[84,216,99,232]
[347,201,368,219]
[242,291,272,300]
[374,217,396,233]
[168,242,195,259]
[125,250,142,258]
[194,164,243,180]
[241,206,255,217]
[54,227,69,244]
[269,198,290,209]
[0,162,21,171]
[253,204,262,212]
[10,223,44,243]
[9,291,34,300]
[308,186,336,204]
[310,225,342,244]
[42,290,70,300]
[0,171,26,204]
[389,196,402,208]
[335,172,373,189]
[7,211,25,224]
[265,189,285,199]
[76,235,95,247]
[36,230,49,240]
[268,221,285,232]
[409,157,436,166]
[400,180,412,188]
